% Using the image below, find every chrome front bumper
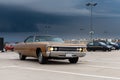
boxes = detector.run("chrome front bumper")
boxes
[46,51,86,58]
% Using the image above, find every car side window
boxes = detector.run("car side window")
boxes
[88,42,93,46]
[94,42,100,46]
[35,36,46,42]
[24,36,34,43]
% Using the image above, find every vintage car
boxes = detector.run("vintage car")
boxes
[14,35,87,64]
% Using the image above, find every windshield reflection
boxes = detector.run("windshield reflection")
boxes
[35,36,64,43]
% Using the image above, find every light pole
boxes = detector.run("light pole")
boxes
[86,2,97,41]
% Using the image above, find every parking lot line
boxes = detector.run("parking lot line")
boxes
[10,66,120,80]
[86,65,120,70]
[85,60,120,64]
[0,65,17,69]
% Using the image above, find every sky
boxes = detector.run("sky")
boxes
[0,0,120,42]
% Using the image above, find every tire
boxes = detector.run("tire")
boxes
[108,49,111,51]
[87,49,91,52]
[19,53,26,60]
[103,49,107,51]
[11,48,14,51]
[38,51,47,64]
[69,57,79,64]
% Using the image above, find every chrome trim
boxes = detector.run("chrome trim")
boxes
[46,51,86,58]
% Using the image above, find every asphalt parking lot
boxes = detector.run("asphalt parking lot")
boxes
[1,51,120,80]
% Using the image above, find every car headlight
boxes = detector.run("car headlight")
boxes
[50,47,54,51]
[77,48,83,52]
[47,47,54,51]
[54,47,58,51]
[47,47,58,51]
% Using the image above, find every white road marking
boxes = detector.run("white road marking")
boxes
[1,63,120,79]
[87,65,120,70]
[11,66,120,80]
[85,60,120,64]
[0,65,17,69]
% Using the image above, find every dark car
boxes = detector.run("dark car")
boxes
[101,41,119,50]
[87,41,112,51]
[117,42,120,49]
[107,41,119,50]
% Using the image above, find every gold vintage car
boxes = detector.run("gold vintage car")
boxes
[14,35,86,64]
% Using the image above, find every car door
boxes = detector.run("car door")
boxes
[23,36,34,56]
[96,42,105,50]
[87,42,94,50]
[94,42,101,50]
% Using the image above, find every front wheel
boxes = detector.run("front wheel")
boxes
[69,57,79,64]
[38,51,47,64]
[19,53,26,60]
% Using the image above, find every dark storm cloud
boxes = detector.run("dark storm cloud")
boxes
[0,4,74,32]
[0,5,38,32]
[0,0,90,15]
[0,0,120,38]
[0,0,119,16]
[0,0,90,32]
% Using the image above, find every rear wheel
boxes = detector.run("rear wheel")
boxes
[38,51,47,64]
[69,57,79,64]
[11,48,14,51]
[103,48,107,51]
[19,53,26,60]
[108,48,111,51]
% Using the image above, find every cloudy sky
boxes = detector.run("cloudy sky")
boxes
[0,0,120,41]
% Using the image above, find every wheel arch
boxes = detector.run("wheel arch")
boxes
[36,48,42,57]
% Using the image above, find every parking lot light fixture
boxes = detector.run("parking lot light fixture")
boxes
[86,2,97,41]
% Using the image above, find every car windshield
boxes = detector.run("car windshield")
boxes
[35,36,64,43]
[109,41,116,44]
[99,42,107,46]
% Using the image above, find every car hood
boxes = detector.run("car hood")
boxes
[36,42,86,47]
[106,45,113,48]
[16,42,86,48]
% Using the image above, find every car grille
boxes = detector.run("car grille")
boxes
[54,47,79,51]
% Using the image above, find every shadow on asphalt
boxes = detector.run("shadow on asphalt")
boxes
[10,58,85,65]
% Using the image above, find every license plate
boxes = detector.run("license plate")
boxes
[66,54,72,57]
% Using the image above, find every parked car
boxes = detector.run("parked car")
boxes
[117,42,120,49]
[14,35,87,64]
[87,41,113,51]
[4,43,15,51]
[100,41,119,50]
[107,41,119,50]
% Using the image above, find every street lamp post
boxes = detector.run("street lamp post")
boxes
[86,2,97,41]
